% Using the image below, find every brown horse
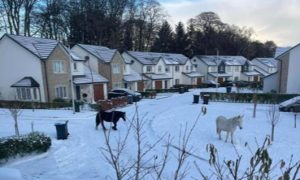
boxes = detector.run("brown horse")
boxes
[95,110,126,130]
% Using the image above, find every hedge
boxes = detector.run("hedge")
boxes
[199,92,299,104]
[0,100,72,109]
[0,132,51,162]
[145,88,180,93]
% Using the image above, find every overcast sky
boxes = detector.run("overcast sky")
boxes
[159,0,300,47]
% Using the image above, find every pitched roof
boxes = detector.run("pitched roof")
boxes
[77,44,117,63]
[195,55,249,66]
[143,73,172,80]
[126,51,188,65]
[254,66,270,77]
[182,72,204,78]
[274,47,291,58]
[5,34,59,60]
[276,44,300,60]
[11,77,40,87]
[208,72,232,77]
[252,58,278,68]
[73,66,108,84]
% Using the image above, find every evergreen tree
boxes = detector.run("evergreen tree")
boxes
[151,21,174,52]
[173,22,188,55]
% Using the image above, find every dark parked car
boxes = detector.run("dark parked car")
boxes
[109,88,142,102]
[279,97,300,112]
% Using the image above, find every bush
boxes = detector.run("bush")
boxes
[0,100,72,109]
[200,92,299,104]
[53,98,66,103]
[0,132,51,162]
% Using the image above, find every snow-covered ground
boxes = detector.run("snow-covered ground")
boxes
[0,88,299,179]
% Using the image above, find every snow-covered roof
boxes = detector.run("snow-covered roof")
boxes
[73,66,108,84]
[11,77,40,87]
[183,72,204,78]
[274,47,291,58]
[123,72,143,82]
[195,55,249,66]
[126,51,188,65]
[279,96,300,107]
[77,44,117,63]
[6,34,59,60]
[253,58,277,68]
[208,72,232,77]
[254,66,270,77]
[143,73,172,80]
[242,71,260,76]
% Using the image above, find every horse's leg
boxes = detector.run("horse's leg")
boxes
[231,132,234,144]
[225,131,229,142]
[101,120,107,131]
[112,121,117,130]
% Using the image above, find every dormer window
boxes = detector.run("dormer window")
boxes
[186,66,189,71]
[146,66,152,73]
[218,63,225,73]
[158,65,162,73]
[243,62,249,72]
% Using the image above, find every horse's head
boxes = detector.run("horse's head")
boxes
[235,115,244,129]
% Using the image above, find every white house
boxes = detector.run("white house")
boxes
[123,56,144,91]
[252,58,278,77]
[275,44,300,94]
[122,51,201,89]
[0,34,108,103]
[191,55,260,84]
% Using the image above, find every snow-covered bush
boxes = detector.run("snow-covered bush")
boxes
[0,132,51,162]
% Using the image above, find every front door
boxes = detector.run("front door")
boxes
[94,84,104,101]
[155,80,162,89]
[197,77,202,85]
[137,81,144,92]
[254,76,259,82]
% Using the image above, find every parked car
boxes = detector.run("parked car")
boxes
[279,96,300,112]
[109,88,142,102]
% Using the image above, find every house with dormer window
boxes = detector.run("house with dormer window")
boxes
[72,44,124,92]
[191,55,260,84]
[252,58,278,77]
[122,51,199,90]
[0,34,108,103]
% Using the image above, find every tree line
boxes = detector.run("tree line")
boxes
[0,0,276,59]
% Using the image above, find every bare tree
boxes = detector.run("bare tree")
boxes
[8,101,24,136]
[0,0,24,35]
[23,0,38,36]
[267,103,280,142]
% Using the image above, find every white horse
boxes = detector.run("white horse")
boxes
[216,115,243,143]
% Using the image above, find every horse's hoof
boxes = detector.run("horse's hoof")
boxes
[112,127,117,131]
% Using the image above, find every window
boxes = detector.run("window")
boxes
[112,64,120,74]
[234,76,239,81]
[226,66,232,72]
[113,82,123,88]
[175,66,180,72]
[175,79,180,85]
[165,66,170,72]
[17,88,31,100]
[53,61,64,73]
[186,66,189,71]
[158,65,162,73]
[194,64,198,68]
[33,88,37,100]
[219,65,225,72]
[235,66,239,72]
[146,66,152,73]
[55,86,67,98]
[73,63,77,71]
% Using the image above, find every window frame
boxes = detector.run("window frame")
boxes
[53,60,65,74]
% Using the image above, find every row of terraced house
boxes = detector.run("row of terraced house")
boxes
[0,34,298,103]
